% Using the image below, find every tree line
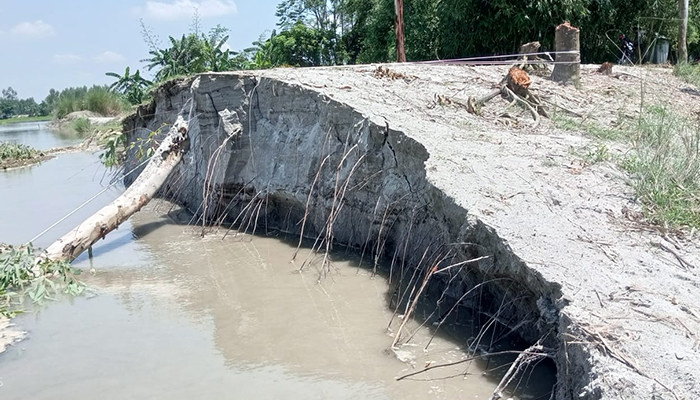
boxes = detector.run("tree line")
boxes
[0,85,128,120]
[112,0,699,104]
[5,0,698,120]
[0,87,49,119]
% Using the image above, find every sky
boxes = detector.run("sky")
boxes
[0,0,279,101]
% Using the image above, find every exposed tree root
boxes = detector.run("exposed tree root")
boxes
[468,67,549,126]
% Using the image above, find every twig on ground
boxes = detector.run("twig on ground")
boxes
[395,349,552,381]
[651,240,696,270]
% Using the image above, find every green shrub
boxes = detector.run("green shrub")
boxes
[54,85,128,119]
[71,118,92,135]
[0,142,38,162]
[674,63,700,88]
[85,86,127,116]
[1,243,85,317]
[623,106,700,228]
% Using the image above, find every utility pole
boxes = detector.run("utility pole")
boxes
[395,0,406,62]
[679,0,689,62]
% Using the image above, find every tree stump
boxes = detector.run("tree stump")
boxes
[551,22,581,85]
[518,41,541,69]
[597,62,613,75]
[506,66,531,96]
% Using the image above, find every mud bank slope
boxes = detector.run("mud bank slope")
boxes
[124,65,700,400]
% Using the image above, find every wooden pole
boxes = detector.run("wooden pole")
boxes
[395,0,406,62]
[551,22,581,85]
[43,116,190,262]
[679,0,689,63]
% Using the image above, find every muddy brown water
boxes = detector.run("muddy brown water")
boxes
[0,125,555,399]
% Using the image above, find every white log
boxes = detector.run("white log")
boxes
[43,116,190,262]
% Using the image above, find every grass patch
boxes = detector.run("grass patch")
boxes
[0,116,52,126]
[552,113,624,141]
[622,106,700,228]
[673,63,700,88]
[1,244,85,317]
[555,104,700,229]
[55,86,129,119]
[569,143,612,165]
[71,118,92,135]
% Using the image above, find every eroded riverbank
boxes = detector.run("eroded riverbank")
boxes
[0,125,552,399]
[123,65,700,400]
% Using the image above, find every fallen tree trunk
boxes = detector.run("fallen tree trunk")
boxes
[43,116,190,262]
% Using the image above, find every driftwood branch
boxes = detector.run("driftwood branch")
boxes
[43,116,190,262]
[489,341,549,400]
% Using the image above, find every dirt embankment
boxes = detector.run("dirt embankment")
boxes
[122,64,700,400]
[47,111,121,130]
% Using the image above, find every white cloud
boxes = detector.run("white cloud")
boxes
[53,54,82,64]
[135,0,237,21]
[93,51,126,64]
[11,20,56,39]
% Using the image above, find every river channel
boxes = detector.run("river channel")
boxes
[0,122,554,399]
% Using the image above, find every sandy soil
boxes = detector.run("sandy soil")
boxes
[257,63,700,399]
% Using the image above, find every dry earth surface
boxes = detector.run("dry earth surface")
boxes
[255,63,700,399]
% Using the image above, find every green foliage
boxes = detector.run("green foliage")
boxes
[674,63,700,87]
[106,67,153,105]
[54,86,129,119]
[0,116,52,126]
[100,132,127,168]
[0,244,85,318]
[71,118,92,135]
[253,22,334,68]
[130,127,164,161]
[141,21,244,82]
[0,87,46,119]
[0,142,38,162]
[320,0,700,64]
[622,106,700,228]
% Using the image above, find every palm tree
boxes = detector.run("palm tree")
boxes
[105,67,152,105]
[140,26,241,82]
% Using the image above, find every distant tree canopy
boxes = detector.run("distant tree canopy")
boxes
[0,87,47,119]
[259,0,700,67]
[15,0,692,118]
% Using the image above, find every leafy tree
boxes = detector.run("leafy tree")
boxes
[0,88,44,118]
[43,89,59,111]
[254,23,326,67]
[334,0,697,64]
[141,23,246,82]
[1,87,18,101]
